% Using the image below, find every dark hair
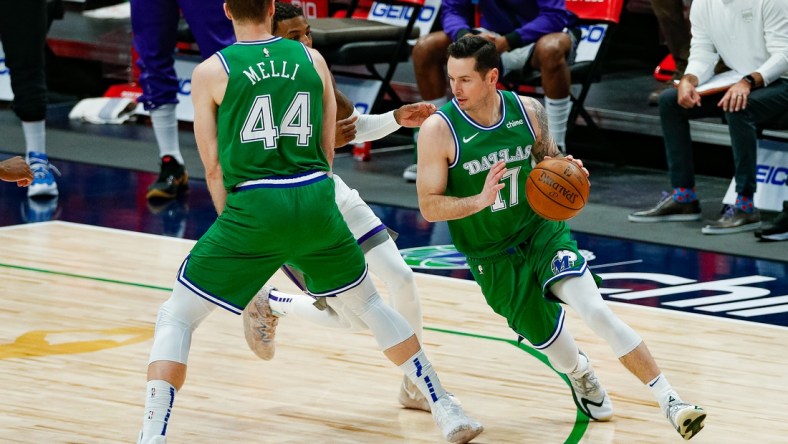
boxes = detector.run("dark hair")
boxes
[274,2,304,33]
[447,36,499,75]
[226,0,273,23]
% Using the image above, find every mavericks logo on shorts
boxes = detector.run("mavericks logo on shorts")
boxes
[399,245,469,269]
[551,250,579,275]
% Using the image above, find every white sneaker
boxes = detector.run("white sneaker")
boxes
[665,396,706,440]
[27,152,59,198]
[242,285,279,360]
[402,164,417,182]
[398,375,431,412]
[431,394,484,443]
[567,351,613,421]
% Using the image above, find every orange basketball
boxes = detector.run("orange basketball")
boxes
[526,158,590,221]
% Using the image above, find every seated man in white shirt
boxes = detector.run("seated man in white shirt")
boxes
[629,0,788,235]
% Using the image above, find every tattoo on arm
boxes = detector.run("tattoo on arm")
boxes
[524,97,562,162]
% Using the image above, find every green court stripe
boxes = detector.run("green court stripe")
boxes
[426,327,589,443]
[0,262,171,291]
[3,261,588,443]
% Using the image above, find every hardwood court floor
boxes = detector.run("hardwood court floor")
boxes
[0,222,785,443]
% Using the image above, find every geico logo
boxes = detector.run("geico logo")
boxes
[579,24,606,43]
[756,164,788,185]
[354,103,370,114]
[290,1,318,19]
[0,57,8,75]
[370,3,436,22]
[178,78,191,96]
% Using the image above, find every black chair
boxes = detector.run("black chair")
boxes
[309,0,424,111]
[501,0,624,131]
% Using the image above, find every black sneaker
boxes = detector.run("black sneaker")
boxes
[628,192,701,222]
[755,202,788,242]
[146,155,189,200]
[702,204,761,235]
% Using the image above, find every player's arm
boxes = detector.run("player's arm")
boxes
[192,56,227,214]
[520,95,562,162]
[309,48,337,167]
[417,114,505,222]
[520,95,589,176]
[342,102,438,146]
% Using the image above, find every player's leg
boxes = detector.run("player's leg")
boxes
[295,204,483,443]
[332,174,424,341]
[530,31,576,151]
[468,250,613,422]
[552,271,707,440]
[0,0,57,197]
[138,281,217,444]
[130,0,188,200]
[333,276,483,443]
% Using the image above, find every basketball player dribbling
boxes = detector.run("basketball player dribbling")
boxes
[415,36,706,441]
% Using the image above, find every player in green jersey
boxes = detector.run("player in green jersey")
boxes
[416,36,706,441]
[240,1,438,413]
[136,2,482,443]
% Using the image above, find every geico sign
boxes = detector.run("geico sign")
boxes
[756,164,788,186]
[370,3,436,22]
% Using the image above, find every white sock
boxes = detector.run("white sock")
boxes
[140,380,176,442]
[545,96,571,152]
[22,120,46,155]
[150,104,184,164]
[647,373,679,410]
[399,349,446,407]
[268,289,358,329]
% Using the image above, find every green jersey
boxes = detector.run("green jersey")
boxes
[216,37,327,190]
[441,90,546,258]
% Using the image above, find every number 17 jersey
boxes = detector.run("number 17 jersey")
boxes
[215,37,328,190]
[441,90,544,258]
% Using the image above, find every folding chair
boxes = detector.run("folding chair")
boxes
[502,0,624,130]
[309,0,424,111]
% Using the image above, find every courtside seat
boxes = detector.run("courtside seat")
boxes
[308,0,425,110]
[310,17,419,66]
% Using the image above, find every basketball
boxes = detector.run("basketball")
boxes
[526,158,590,221]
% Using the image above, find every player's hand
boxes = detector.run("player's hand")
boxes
[477,160,506,210]
[545,154,590,178]
[335,114,358,147]
[0,156,33,187]
[718,80,750,112]
[677,78,701,109]
[394,102,437,128]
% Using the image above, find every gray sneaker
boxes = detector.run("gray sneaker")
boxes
[242,285,279,360]
[628,192,701,222]
[701,205,761,235]
[664,396,706,440]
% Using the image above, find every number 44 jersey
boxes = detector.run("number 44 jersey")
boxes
[215,37,328,190]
